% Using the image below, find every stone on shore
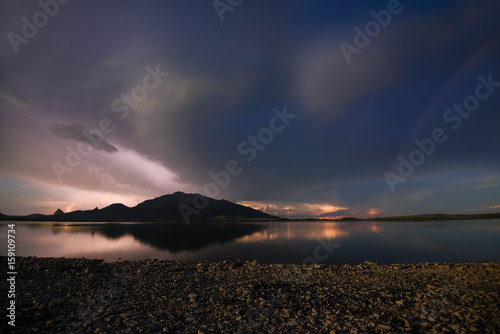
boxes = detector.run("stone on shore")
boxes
[1,256,499,333]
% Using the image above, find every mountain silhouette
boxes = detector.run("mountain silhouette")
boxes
[53,208,65,215]
[0,192,279,222]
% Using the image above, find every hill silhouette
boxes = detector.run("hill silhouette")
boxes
[1,193,499,222]
[53,208,65,216]
[0,192,278,222]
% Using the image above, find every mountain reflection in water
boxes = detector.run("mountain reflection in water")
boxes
[5,220,499,263]
[41,222,266,253]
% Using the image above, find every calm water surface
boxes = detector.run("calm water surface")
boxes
[1,220,499,264]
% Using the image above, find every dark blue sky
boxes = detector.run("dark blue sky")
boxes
[1,0,499,218]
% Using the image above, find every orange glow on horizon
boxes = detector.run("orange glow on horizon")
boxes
[236,200,349,218]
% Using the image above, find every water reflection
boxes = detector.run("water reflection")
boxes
[235,222,351,243]
[28,222,266,252]
[1,220,499,263]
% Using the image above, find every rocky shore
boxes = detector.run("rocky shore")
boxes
[1,257,499,333]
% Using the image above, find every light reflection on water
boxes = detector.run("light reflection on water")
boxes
[234,222,351,243]
[1,220,499,264]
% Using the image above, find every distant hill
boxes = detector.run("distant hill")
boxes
[0,192,279,222]
[53,209,65,216]
[1,195,499,222]
[366,212,500,221]
[286,213,500,222]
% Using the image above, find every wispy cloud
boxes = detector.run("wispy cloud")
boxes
[49,123,118,153]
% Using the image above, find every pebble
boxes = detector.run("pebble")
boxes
[3,256,499,333]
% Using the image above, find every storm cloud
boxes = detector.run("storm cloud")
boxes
[49,123,118,153]
[0,0,499,216]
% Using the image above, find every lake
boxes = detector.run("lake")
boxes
[1,220,500,264]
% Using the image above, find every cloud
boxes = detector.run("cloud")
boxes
[317,209,352,218]
[0,90,27,109]
[48,123,118,153]
[237,201,351,218]
[0,0,499,217]
[293,0,500,120]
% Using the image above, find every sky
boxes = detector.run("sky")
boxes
[1,0,499,218]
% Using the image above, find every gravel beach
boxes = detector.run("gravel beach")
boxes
[1,257,499,333]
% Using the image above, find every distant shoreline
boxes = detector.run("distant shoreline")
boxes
[288,212,500,222]
[1,211,499,222]
[2,191,499,223]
